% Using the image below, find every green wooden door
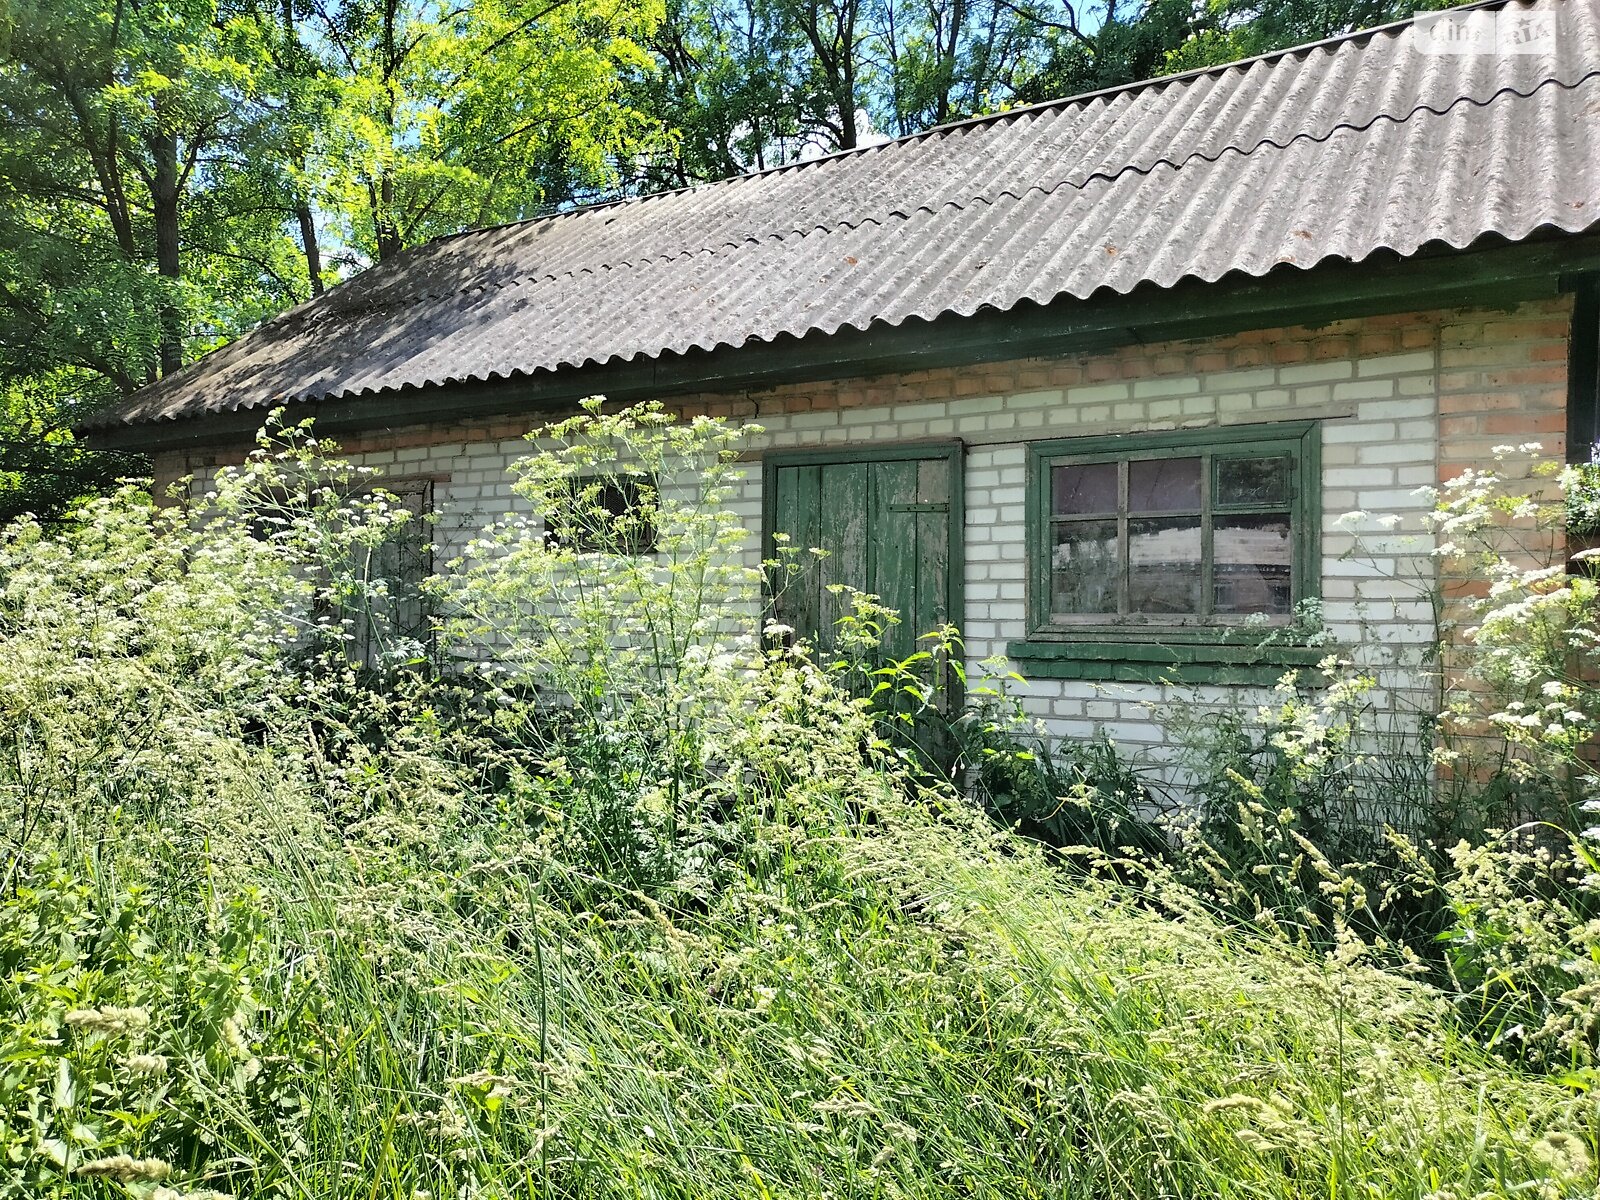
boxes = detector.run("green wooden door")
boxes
[764,444,963,730]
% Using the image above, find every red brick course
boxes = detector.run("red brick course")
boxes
[153,295,1577,501]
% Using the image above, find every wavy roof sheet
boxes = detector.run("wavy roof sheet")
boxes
[105,0,1600,427]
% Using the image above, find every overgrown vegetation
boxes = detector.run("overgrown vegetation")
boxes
[2,409,1598,1198]
[970,445,1600,1087]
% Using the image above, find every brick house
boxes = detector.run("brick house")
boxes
[84,0,1600,768]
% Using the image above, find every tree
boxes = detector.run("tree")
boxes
[0,0,1484,524]
[0,0,297,389]
[628,0,809,187]
[1010,0,1208,104]
[0,0,664,517]
[870,0,1050,134]
[1161,0,1474,76]
[294,0,664,263]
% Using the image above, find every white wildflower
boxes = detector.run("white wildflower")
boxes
[1532,1131,1592,1179]
[814,1095,878,1118]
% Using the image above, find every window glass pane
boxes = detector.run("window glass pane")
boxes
[1052,462,1118,515]
[1128,457,1201,512]
[1214,515,1293,615]
[1128,518,1202,614]
[1051,519,1119,614]
[1217,456,1291,506]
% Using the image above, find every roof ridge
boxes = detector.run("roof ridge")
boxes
[422,0,1535,249]
[326,65,1588,319]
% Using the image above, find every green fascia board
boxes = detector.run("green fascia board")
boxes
[84,234,1600,454]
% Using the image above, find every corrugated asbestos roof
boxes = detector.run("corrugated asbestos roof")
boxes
[101,0,1600,428]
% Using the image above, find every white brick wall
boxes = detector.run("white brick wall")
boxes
[737,353,1441,772]
[133,295,1572,801]
[341,334,1449,788]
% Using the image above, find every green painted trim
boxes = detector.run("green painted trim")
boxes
[1024,421,1319,460]
[947,446,966,648]
[1298,421,1322,616]
[1007,639,1327,664]
[1006,637,1327,686]
[1007,659,1312,686]
[760,440,966,657]
[83,233,1600,454]
[1024,420,1321,636]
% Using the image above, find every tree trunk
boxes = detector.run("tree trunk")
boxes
[374,0,403,260]
[936,0,966,124]
[374,172,403,260]
[296,187,324,296]
[151,129,183,376]
[799,0,858,150]
[282,0,324,296]
[838,51,857,148]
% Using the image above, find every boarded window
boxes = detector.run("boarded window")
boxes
[246,476,436,668]
[307,478,435,670]
[351,478,434,667]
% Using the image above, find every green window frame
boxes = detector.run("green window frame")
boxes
[1010,422,1322,684]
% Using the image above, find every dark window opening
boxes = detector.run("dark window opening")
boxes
[1566,278,1600,464]
[547,474,659,554]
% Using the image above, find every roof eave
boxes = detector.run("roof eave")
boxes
[81,231,1600,455]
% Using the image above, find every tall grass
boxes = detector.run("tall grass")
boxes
[11,751,1590,1200]
[1,412,1595,1199]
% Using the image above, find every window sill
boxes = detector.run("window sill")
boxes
[1004,636,1329,686]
